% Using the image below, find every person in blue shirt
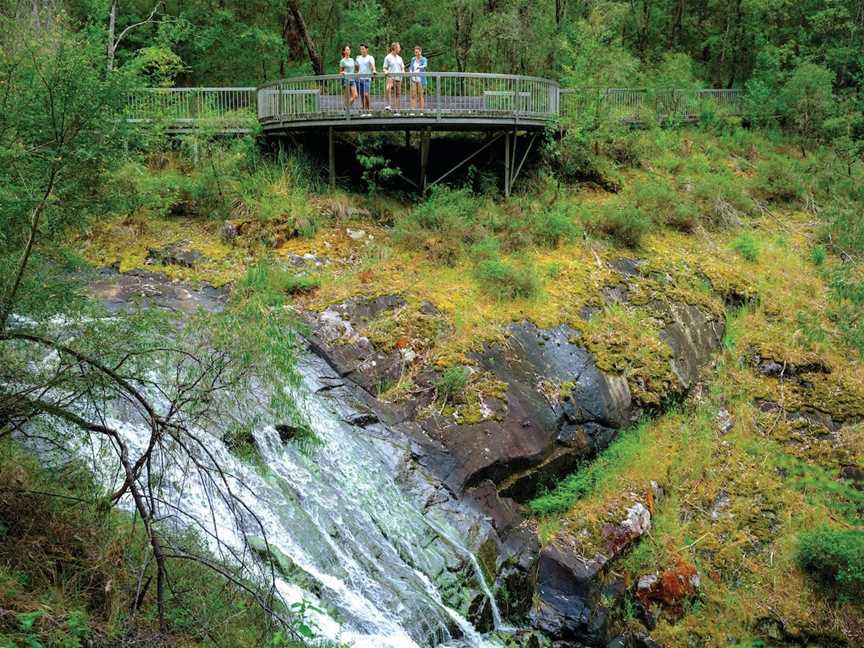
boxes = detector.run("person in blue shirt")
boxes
[409,46,428,112]
[339,45,358,108]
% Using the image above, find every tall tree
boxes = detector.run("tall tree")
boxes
[287,0,323,75]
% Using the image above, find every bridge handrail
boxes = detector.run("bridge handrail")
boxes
[257,71,561,88]
[257,72,561,124]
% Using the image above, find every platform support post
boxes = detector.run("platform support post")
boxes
[420,127,431,194]
[328,127,335,190]
[405,130,411,148]
[504,131,511,198]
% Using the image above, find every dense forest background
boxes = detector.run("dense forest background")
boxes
[6,0,863,90]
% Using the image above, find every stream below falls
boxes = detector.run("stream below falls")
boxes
[76,350,508,648]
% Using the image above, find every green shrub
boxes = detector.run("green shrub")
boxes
[779,63,837,146]
[435,366,470,405]
[666,202,700,232]
[811,244,827,266]
[692,172,755,226]
[820,204,864,259]
[236,261,319,305]
[730,233,760,261]
[281,273,320,295]
[753,156,807,204]
[587,204,652,248]
[474,257,540,300]
[797,527,864,602]
[529,205,581,247]
[394,187,484,263]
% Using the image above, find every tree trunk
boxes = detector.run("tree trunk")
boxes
[107,0,119,72]
[281,10,306,76]
[287,0,323,75]
[0,166,59,333]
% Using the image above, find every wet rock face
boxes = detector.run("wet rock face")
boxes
[465,481,539,620]
[658,301,725,389]
[303,294,723,501]
[418,321,636,496]
[299,291,724,635]
[88,268,227,314]
[302,295,407,394]
[146,239,207,268]
[531,543,609,645]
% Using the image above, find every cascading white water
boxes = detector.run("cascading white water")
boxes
[77,352,508,648]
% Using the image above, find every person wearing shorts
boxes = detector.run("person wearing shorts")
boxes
[339,46,357,108]
[383,42,404,112]
[355,44,376,114]
[409,46,428,112]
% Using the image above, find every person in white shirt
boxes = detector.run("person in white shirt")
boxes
[339,45,358,108]
[382,42,404,112]
[355,44,376,113]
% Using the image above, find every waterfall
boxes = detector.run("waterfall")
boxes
[74,351,507,648]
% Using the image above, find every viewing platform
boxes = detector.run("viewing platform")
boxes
[125,75,743,195]
[257,72,560,133]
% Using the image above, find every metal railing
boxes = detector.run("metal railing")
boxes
[257,72,560,123]
[559,87,744,122]
[126,87,257,128]
[124,80,743,129]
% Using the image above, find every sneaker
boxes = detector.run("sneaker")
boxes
[384,105,391,111]
[393,112,401,117]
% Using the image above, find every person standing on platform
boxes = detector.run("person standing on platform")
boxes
[339,45,358,109]
[355,44,376,115]
[409,45,428,113]
[383,42,404,113]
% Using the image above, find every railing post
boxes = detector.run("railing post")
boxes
[328,126,336,190]
[504,131,511,198]
[436,75,441,121]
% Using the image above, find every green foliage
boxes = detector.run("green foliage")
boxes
[810,244,827,266]
[394,187,481,263]
[730,233,760,262]
[435,366,470,405]
[820,204,864,259]
[797,527,864,603]
[753,155,807,204]
[474,256,540,300]
[780,63,837,147]
[529,205,582,247]
[529,421,648,515]
[0,20,137,257]
[356,139,401,194]
[826,268,864,357]
[586,203,651,248]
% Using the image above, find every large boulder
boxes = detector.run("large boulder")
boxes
[530,542,610,645]
[420,321,636,495]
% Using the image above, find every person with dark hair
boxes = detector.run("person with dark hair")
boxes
[339,45,358,108]
[383,42,404,113]
[409,45,428,113]
[356,44,376,115]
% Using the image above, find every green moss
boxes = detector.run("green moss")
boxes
[581,304,677,406]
